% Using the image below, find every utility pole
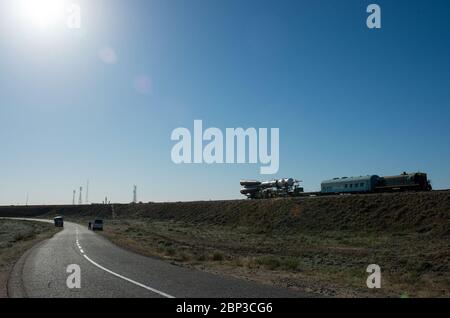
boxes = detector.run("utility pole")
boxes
[133,185,137,203]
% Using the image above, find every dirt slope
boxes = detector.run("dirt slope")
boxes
[2,191,447,235]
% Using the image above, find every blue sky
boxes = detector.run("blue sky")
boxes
[0,0,449,204]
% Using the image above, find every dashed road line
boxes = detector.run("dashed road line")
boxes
[74,226,175,298]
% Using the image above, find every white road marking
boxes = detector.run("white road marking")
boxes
[75,228,83,253]
[75,226,175,298]
[82,254,175,298]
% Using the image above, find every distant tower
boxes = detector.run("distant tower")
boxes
[133,185,137,203]
[72,190,76,205]
[85,180,89,204]
[78,187,83,205]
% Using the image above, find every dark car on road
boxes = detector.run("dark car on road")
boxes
[90,218,103,231]
[54,216,64,227]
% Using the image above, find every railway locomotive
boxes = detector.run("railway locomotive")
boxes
[375,172,432,192]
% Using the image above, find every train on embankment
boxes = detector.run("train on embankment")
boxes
[240,172,432,199]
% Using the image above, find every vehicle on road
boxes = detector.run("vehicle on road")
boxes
[91,218,103,231]
[54,216,64,227]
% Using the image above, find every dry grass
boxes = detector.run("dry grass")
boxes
[97,219,449,298]
[0,220,60,298]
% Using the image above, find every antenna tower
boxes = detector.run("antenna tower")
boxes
[78,186,83,205]
[133,185,137,203]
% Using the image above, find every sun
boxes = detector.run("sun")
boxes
[15,0,66,29]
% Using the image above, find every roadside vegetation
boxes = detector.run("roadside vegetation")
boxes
[0,219,60,297]
[99,219,449,297]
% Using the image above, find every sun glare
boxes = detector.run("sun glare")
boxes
[15,0,66,29]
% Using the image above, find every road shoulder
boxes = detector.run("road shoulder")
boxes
[0,219,60,298]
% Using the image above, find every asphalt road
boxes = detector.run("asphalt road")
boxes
[7,219,309,298]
